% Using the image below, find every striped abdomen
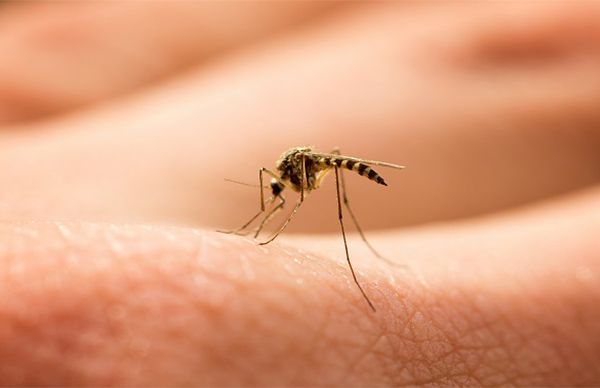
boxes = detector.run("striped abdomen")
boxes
[317,157,387,186]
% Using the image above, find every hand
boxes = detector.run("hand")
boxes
[0,2,599,385]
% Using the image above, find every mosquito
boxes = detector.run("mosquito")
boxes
[219,146,405,312]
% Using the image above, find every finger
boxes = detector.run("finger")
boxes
[0,1,340,124]
[1,3,599,228]
[1,187,598,385]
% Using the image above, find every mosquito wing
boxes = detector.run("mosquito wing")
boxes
[309,152,405,169]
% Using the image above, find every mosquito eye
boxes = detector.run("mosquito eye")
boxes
[270,181,282,196]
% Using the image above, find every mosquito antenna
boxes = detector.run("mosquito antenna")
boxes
[224,178,269,188]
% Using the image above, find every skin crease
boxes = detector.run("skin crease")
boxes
[0,2,599,386]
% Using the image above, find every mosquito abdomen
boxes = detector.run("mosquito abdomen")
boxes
[317,157,387,186]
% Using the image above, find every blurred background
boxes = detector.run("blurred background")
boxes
[0,1,598,234]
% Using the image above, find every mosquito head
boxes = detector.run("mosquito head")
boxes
[270,179,284,196]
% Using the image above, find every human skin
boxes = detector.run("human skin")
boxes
[0,2,599,386]
[1,189,599,385]
[0,2,599,228]
[0,1,339,123]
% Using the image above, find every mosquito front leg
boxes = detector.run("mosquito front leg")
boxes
[253,195,286,238]
[216,196,274,235]
[259,167,281,211]
[217,167,281,235]
[334,166,376,312]
[259,154,306,245]
[300,153,306,202]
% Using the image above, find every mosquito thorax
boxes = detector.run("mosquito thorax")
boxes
[275,146,312,170]
[275,146,313,192]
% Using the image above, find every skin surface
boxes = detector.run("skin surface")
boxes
[0,1,338,123]
[0,2,599,229]
[1,189,599,385]
[0,2,599,386]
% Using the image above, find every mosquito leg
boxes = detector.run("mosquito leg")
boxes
[259,155,306,245]
[335,166,376,312]
[217,166,280,235]
[253,195,286,238]
[331,147,381,253]
[331,148,404,268]
[258,197,302,245]
[300,153,306,202]
[259,167,282,210]
[216,196,274,235]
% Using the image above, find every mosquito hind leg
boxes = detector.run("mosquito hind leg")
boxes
[331,148,404,268]
[334,166,376,312]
